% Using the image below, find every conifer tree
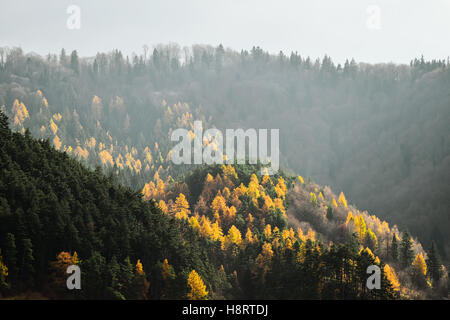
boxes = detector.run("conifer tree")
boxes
[21,239,35,288]
[399,230,414,268]
[426,241,443,283]
[391,234,398,262]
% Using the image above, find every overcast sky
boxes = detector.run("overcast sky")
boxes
[1,0,449,64]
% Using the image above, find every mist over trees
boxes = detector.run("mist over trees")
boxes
[0,44,449,263]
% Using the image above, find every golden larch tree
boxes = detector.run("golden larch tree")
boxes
[338,192,348,208]
[384,264,400,291]
[412,253,427,276]
[187,270,208,300]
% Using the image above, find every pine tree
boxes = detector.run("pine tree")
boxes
[326,205,334,221]
[70,50,79,74]
[365,228,378,252]
[426,241,443,284]
[21,239,34,288]
[399,230,414,268]
[121,257,135,299]
[391,234,398,262]
[59,48,67,66]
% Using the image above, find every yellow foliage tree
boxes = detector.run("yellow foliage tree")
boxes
[157,200,168,214]
[223,225,242,249]
[74,146,89,160]
[222,164,238,180]
[187,270,208,300]
[332,198,338,208]
[211,221,224,242]
[264,224,272,239]
[338,192,348,208]
[99,150,114,166]
[412,253,427,276]
[297,242,307,264]
[261,174,271,186]
[384,264,400,291]
[50,251,75,287]
[345,211,354,225]
[205,173,214,183]
[50,119,58,134]
[309,192,318,206]
[248,179,261,199]
[189,216,200,231]
[357,215,367,243]
[11,100,29,124]
[53,135,62,150]
[136,259,144,275]
[273,198,285,215]
[253,242,274,281]
[161,259,176,281]
[199,216,213,239]
[135,259,150,299]
[297,228,306,242]
[277,177,287,193]
[171,193,190,220]
[212,192,227,215]
[306,228,316,241]
[0,249,8,279]
[261,242,274,261]
[72,251,80,265]
[245,228,255,244]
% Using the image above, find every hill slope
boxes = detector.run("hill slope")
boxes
[3,109,448,299]
[0,111,218,299]
[0,111,398,299]
[0,47,448,259]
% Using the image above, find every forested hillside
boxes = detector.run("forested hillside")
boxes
[0,110,447,299]
[0,45,449,300]
[0,110,221,299]
[0,46,448,261]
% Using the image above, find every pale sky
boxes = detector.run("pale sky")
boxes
[0,0,449,64]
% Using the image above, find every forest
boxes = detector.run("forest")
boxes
[0,45,448,299]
